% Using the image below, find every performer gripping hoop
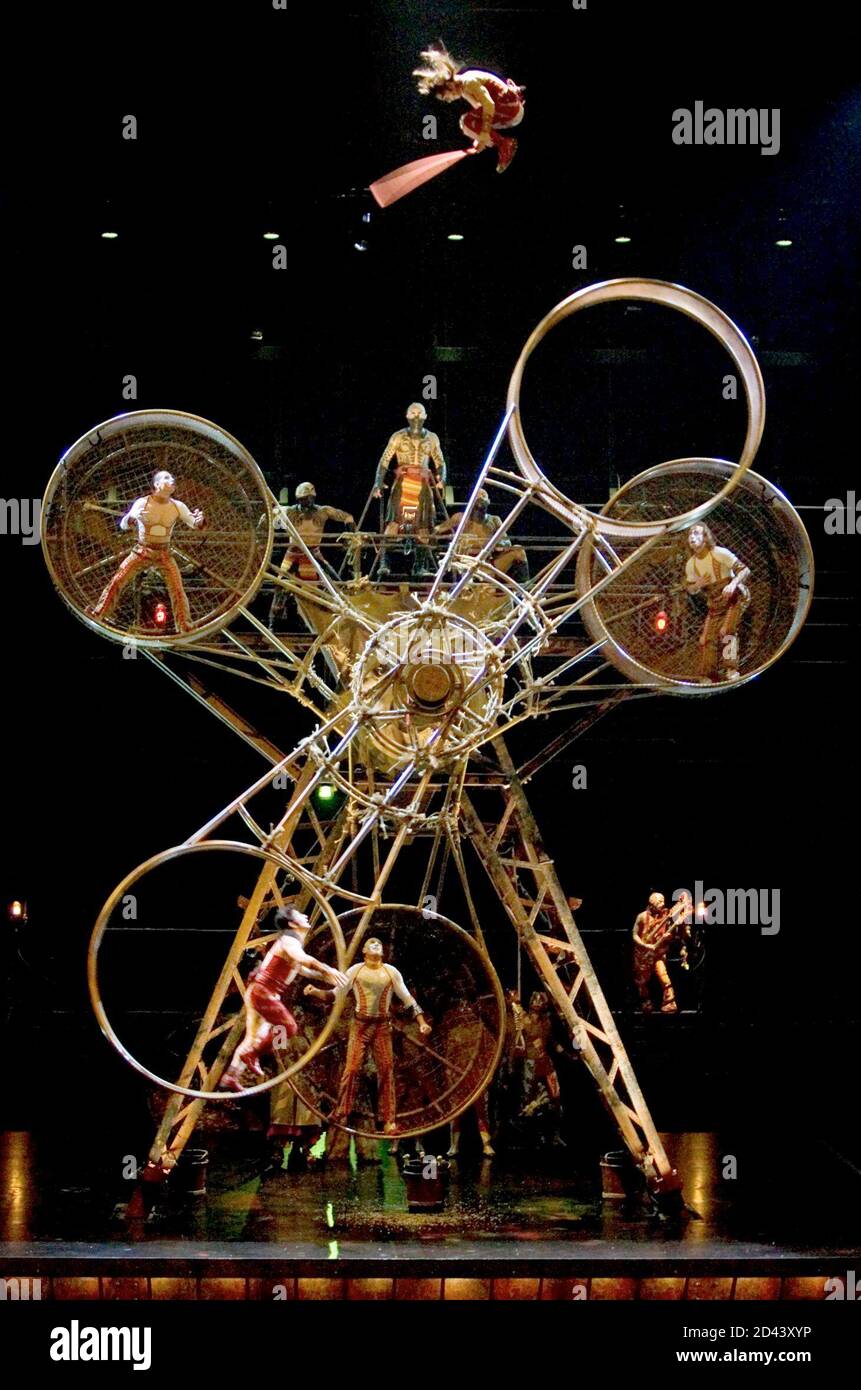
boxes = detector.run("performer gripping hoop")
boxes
[223,906,348,1093]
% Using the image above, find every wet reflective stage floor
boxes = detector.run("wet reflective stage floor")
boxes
[2,1129,860,1285]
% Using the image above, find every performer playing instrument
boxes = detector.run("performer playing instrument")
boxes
[373,403,447,579]
[222,906,348,1092]
[632,892,692,1014]
[91,470,204,633]
[305,936,431,1134]
[684,523,751,682]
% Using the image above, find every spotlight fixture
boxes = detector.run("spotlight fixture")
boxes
[153,601,168,628]
[7,900,28,925]
[353,240,369,252]
[101,231,119,240]
[262,231,280,240]
[614,235,632,244]
[775,238,793,248]
[447,233,465,242]
[316,783,337,806]
[654,609,669,634]
[250,329,264,341]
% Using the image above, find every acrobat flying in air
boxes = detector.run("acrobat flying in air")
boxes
[370,42,525,208]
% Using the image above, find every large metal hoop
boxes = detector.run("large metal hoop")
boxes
[506,278,767,538]
[41,409,275,648]
[88,840,346,1100]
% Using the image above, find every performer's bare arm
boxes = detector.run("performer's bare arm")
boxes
[304,961,358,1002]
[120,497,146,531]
[373,435,400,496]
[173,498,205,529]
[321,505,355,529]
[279,935,348,989]
[435,512,463,537]
[429,435,447,488]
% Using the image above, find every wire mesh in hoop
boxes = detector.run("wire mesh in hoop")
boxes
[41,409,274,647]
[289,905,505,1141]
[575,459,814,690]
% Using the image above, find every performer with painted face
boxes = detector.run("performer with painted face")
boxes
[270,482,355,621]
[305,936,431,1134]
[435,488,529,584]
[632,892,692,1014]
[222,905,348,1092]
[90,470,204,633]
[373,403,447,579]
[684,523,751,682]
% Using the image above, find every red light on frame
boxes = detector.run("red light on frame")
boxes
[655,609,668,634]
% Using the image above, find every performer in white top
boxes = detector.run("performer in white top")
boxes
[91,470,204,633]
[306,936,430,1133]
[684,522,751,681]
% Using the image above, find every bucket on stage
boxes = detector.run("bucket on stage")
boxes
[175,1148,209,1197]
[403,1154,450,1212]
[600,1148,641,1200]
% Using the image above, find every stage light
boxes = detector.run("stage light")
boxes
[447,233,464,241]
[354,240,369,252]
[250,329,264,341]
[317,783,336,804]
[262,231,280,240]
[100,231,119,239]
[7,900,27,925]
[655,609,668,633]
[154,602,168,627]
[614,234,632,244]
[362,212,371,224]
[775,238,793,247]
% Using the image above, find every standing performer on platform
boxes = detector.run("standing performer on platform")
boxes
[684,522,751,682]
[305,936,431,1134]
[632,892,692,1014]
[413,42,525,174]
[270,482,354,622]
[373,402,447,579]
[222,906,348,1092]
[90,470,204,633]
[435,488,529,584]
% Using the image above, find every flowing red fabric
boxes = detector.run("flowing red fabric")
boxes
[369,148,472,208]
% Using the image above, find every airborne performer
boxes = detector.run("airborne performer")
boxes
[222,906,348,1092]
[369,42,525,207]
[90,470,204,633]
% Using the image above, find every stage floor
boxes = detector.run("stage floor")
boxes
[2,1129,860,1298]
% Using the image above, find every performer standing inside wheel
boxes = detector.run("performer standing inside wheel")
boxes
[306,937,431,1134]
[373,403,447,579]
[684,522,751,682]
[222,906,348,1092]
[90,470,204,633]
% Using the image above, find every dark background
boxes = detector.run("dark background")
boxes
[1,3,858,1176]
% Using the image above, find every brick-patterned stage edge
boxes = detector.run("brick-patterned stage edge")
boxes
[0,1274,836,1302]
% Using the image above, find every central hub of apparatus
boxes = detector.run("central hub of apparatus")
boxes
[407,661,455,709]
[351,608,505,769]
